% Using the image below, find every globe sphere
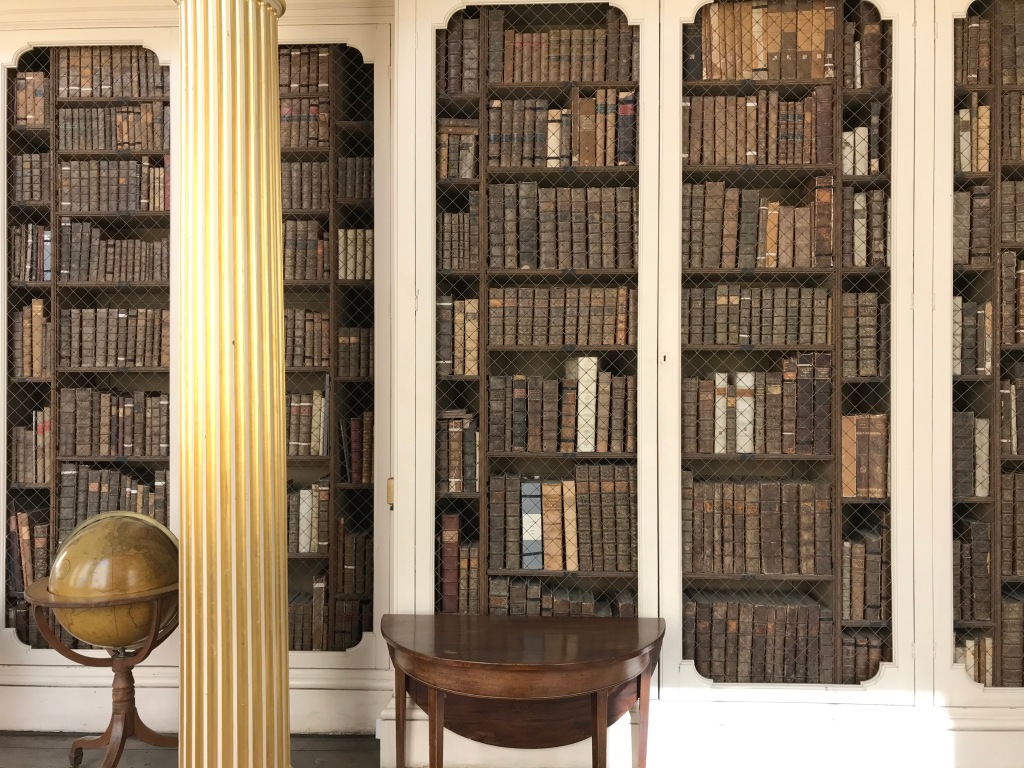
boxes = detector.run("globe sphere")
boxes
[47,511,179,650]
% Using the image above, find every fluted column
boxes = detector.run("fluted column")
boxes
[175,1,289,766]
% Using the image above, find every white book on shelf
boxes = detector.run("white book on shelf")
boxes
[957,108,972,172]
[952,295,963,376]
[854,127,870,176]
[298,487,314,553]
[735,371,755,454]
[853,192,868,267]
[714,372,728,454]
[974,416,990,497]
[567,355,599,452]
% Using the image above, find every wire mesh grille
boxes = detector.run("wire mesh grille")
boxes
[436,4,640,618]
[950,0,1024,687]
[280,44,375,652]
[679,0,892,685]
[4,46,170,649]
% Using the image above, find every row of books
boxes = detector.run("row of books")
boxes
[840,292,888,377]
[340,411,374,484]
[842,528,891,621]
[439,209,477,271]
[954,520,992,623]
[689,1,837,83]
[952,187,990,265]
[1001,473,1024,576]
[335,525,374,598]
[57,307,170,369]
[58,464,169,543]
[841,122,883,177]
[681,89,833,167]
[840,414,890,498]
[487,469,637,574]
[6,514,48,598]
[487,184,639,270]
[280,98,330,148]
[10,407,52,485]
[1001,182,1024,244]
[954,95,991,173]
[58,221,170,283]
[488,368,638,455]
[444,8,637,93]
[338,228,374,280]
[681,476,831,576]
[10,300,52,378]
[951,297,992,376]
[952,412,990,499]
[57,387,169,458]
[13,72,48,129]
[488,577,637,617]
[436,409,478,493]
[287,480,330,554]
[285,391,329,457]
[279,47,330,94]
[956,635,994,685]
[1001,597,1024,686]
[439,518,470,613]
[840,632,887,685]
[486,93,638,168]
[437,120,477,180]
[486,286,638,347]
[57,158,170,212]
[1001,94,1024,162]
[681,285,832,347]
[335,597,373,652]
[681,354,832,457]
[684,592,836,684]
[841,189,889,268]
[337,327,374,378]
[282,161,330,209]
[338,157,373,199]
[285,309,330,368]
[56,104,170,152]
[10,154,51,203]
[55,47,169,98]
[1003,254,1024,345]
[680,179,836,270]
[436,297,479,377]
[997,378,1024,458]
[996,9,1024,87]
[953,16,993,87]
[282,220,327,280]
[288,585,329,651]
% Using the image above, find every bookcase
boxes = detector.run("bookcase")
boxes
[3,45,171,648]
[949,0,1024,688]
[667,0,894,687]
[433,4,642,618]
[278,43,377,653]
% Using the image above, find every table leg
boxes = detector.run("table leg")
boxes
[394,668,407,768]
[637,659,654,768]
[427,687,445,768]
[592,687,609,768]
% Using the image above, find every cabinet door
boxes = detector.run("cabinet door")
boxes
[658,0,915,703]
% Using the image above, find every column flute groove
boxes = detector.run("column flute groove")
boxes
[175,1,289,766]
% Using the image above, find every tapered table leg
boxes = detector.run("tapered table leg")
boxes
[395,668,407,768]
[592,687,609,768]
[637,660,654,768]
[427,687,445,768]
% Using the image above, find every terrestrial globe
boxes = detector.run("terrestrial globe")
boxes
[42,511,179,650]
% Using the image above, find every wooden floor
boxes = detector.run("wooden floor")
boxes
[0,733,380,768]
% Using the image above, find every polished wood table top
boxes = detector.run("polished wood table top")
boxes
[382,614,666,768]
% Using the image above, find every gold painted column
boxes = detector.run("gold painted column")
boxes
[175,1,290,766]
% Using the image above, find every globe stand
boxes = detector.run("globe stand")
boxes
[26,582,179,768]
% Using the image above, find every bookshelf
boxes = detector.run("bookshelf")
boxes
[279,44,376,653]
[677,0,893,685]
[4,46,171,649]
[951,0,1024,687]
[434,4,641,618]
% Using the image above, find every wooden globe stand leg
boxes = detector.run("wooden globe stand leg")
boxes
[69,657,176,768]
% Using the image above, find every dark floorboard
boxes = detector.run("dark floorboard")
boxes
[0,733,379,768]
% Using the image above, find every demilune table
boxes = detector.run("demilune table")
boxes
[380,614,666,768]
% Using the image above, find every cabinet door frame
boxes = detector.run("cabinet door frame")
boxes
[656,0,917,705]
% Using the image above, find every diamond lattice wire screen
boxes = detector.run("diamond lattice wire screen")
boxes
[950,0,1024,687]
[679,0,892,685]
[280,44,375,652]
[435,4,640,618]
[4,46,171,649]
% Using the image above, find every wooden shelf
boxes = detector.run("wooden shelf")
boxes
[56,210,169,220]
[487,166,638,182]
[56,96,170,106]
[485,268,638,279]
[681,572,833,582]
[437,491,481,500]
[488,344,635,353]
[842,496,891,505]
[681,267,833,277]
[56,455,169,464]
[842,620,891,630]
[684,453,833,461]
[55,149,167,159]
[56,367,169,374]
[682,344,833,352]
[488,569,636,579]
[487,451,636,460]
[288,552,330,559]
[57,281,169,289]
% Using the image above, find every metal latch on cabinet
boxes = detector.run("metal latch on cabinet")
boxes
[387,477,395,508]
